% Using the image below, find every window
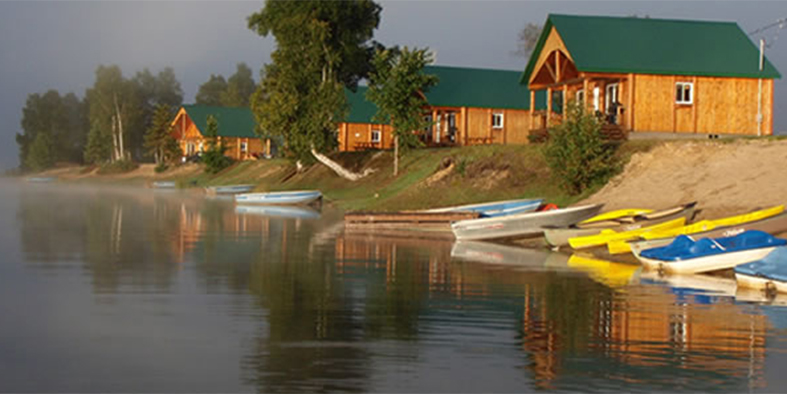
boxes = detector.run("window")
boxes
[492,113,504,129]
[576,89,585,106]
[593,87,600,112]
[676,82,693,104]
[187,143,195,156]
[371,129,381,143]
[423,115,433,133]
[198,142,204,153]
[240,141,248,153]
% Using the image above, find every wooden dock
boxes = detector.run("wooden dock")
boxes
[344,211,479,231]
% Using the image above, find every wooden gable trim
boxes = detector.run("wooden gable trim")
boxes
[529,26,574,86]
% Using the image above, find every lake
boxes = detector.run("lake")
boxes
[2,179,787,392]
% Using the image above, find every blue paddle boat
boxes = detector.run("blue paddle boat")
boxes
[735,246,787,294]
[636,230,787,274]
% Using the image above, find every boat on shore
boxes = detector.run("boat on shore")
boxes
[205,184,255,195]
[451,203,604,241]
[568,217,687,250]
[545,202,697,248]
[735,246,787,294]
[25,176,56,183]
[423,198,544,218]
[151,181,176,189]
[235,190,322,205]
[627,207,787,257]
[636,230,786,274]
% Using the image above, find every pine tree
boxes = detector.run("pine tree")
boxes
[84,122,112,165]
[202,115,232,174]
[143,104,181,166]
[25,132,54,172]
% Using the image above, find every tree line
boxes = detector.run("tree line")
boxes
[16,63,257,172]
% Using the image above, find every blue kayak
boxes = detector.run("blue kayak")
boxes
[640,230,786,262]
[424,198,544,218]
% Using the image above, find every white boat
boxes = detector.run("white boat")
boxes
[451,204,604,241]
[450,240,570,270]
[234,205,321,220]
[424,198,543,218]
[206,184,255,195]
[235,190,322,205]
[636,231,787,274]
[151,181,176,189]
[25,176,56,183]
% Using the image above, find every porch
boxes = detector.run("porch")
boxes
[527,46,633,140]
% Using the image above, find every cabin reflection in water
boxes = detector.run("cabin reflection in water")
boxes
[334,232,768,390]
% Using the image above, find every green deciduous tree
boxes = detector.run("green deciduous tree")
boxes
[202,115,232,174]
[543,102,621,195]
[196,75,228,106]
[85,65,141,163]
[84,121,112,165]
[143,104,181,167]
[132,67,184,159]
[25,131,54,172]
[16,90,88,170]
[366,47,438,176]
[248,0,381,163]
[221,63,256,107]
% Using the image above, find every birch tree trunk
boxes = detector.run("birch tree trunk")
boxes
[111,114,120,162]
[113,94,125,160]
[310,148,375,181]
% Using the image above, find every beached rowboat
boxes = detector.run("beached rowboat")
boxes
[235,190,322,205]
[151,181,176,189]
[206,184,255,195]
[451,203,604,241]
[636,230,786,274]
[544,202,697,248]
[424,198,544,218]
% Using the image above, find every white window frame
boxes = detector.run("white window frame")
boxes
[198,142,204,153]
[240,141,248,153]
[370,129,381,143]
[676,82,693,105]
[593,87,600,112]
[492,112,504,129]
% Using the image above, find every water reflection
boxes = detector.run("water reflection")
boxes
[4,181,786,392]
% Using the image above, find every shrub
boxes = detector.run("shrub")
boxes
[154,163,169,173]
[202,115,234,174]
[97,159,138,175]
[543,102,621,195]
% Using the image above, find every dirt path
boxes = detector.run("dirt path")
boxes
[581,139,787,219]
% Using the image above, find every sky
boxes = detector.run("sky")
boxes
[1,0,786,170]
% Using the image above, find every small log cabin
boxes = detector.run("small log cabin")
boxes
[171,105,272,161]
[337,65,547,152]
[523,14,781,136]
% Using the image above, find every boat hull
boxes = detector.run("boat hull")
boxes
[235,190,322,205]
[451,204,604,241]
[425,198,543,218]
[637,247,778,274]
[735,273,787,294]
[235,205,321,219]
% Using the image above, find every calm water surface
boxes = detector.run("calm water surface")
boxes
[2,179,787,392]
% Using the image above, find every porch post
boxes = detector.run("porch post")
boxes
[626,73,634,132]
[583,78,590,112]
[546,87,552,127]
[562,84,568,114]
[529,90,535,131]
[431,109,438,142]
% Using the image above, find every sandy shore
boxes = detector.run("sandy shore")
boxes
[582,139,787,219]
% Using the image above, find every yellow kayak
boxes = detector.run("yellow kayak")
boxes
[568,254,640,288]
[568,217,687,249]
[607,205,785,254]
[579,208,654,225]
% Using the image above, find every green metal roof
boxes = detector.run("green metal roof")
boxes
[345,66,547,123]
[182,104,257,138]
[345,87,385,124]
[522,14,781,85]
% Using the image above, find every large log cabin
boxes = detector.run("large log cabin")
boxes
[337,66,547,152]
[523,14,781,136]
[171,105,272,161]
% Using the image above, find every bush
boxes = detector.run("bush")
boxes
[154,163,169,173]
[543,103,621,195]
[97,159,138,175]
